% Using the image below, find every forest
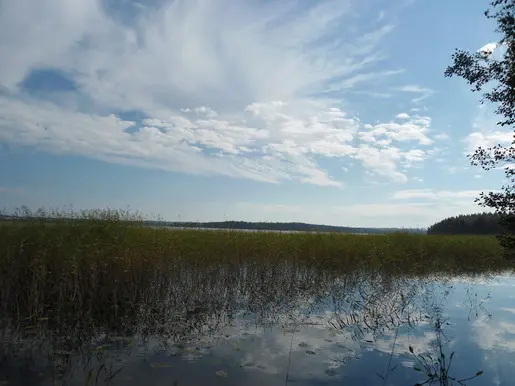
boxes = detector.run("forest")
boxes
[427,212,505,235]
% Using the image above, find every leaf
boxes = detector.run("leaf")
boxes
[414,367,422,372]
[409,346,414,354]
[476,371,484,376]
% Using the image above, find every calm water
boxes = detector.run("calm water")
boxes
[1,263,514,385]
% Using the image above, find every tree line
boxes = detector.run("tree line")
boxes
[427,213,505,235]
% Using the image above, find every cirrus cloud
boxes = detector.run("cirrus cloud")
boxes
[0,0,437,187]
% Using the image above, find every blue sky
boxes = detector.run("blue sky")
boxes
[0,0,512,227]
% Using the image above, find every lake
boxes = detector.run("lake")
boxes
[0,262,514,386]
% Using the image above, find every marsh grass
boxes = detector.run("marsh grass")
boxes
[0,208,510,307]
[0,207,509,279]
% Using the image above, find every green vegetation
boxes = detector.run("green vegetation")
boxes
[428,212,504,235]
[0,209,509,283]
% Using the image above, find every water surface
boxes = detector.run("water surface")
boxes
[1,263,514,385]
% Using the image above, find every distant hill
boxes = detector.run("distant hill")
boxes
[145,220,426,235]
[427,212,505,235]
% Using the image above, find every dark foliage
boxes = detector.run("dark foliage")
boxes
[428,212,505,235]
[445,0,515,255]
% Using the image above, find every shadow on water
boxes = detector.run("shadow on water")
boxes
[0,259,511,385]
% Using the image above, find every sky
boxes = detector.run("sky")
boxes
[0,0,512,228]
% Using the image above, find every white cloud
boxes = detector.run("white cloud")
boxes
[0,0,439,187]
[180,106,219,118]
[464,131,513,153]
[0,0,398,111]
[464,105,514,153]
[478,41,507,62]
[0,91,439,186]
[478,42,498,56]
[359,115,433,145]
[352,90,393,98]
[352,146,407,183]
[398,85,433,93]
[1,97,358,186]
[396,113,410,119]
[397,85,434,104]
